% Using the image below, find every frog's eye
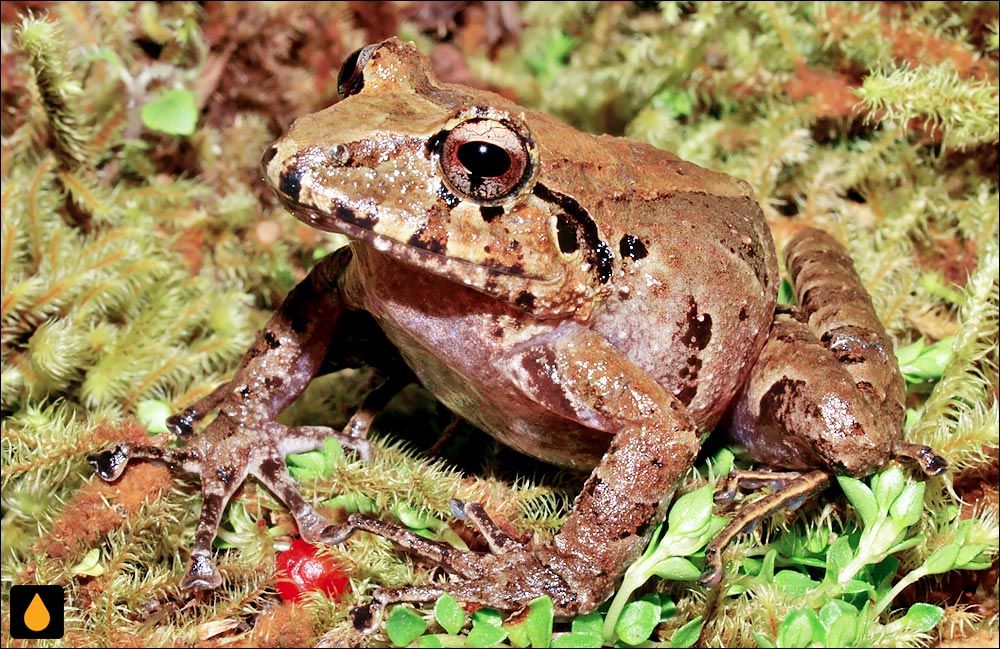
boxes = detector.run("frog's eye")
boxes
[436,118,534,204]
[337,44,378,99]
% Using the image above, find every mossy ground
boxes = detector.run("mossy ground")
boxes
[2,3,997,647]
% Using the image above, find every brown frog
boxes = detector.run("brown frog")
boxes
[89,38,946,630]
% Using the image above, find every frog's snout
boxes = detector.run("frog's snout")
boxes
[262,143,306,203]
[263,143,356,206]
[260,144,278,173]
[260,144,291,199]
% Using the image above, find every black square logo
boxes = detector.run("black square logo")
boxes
[9,584,64,639]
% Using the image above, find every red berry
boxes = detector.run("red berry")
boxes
[275,539,349,602]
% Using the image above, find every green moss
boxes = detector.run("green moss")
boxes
[2,2,997,647]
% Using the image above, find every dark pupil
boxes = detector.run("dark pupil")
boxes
[457,141,511,178]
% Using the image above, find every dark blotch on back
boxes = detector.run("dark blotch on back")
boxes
[515,291,535,310]
[619,234,648,260]
[672,297,712,405]
[682,297,712,350]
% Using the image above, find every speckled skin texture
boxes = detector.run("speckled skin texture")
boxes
[89,38,946,628]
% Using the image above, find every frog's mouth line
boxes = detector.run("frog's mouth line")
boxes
[277,195,565,292]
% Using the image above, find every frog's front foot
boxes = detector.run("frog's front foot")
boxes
[343,499,590,633]
[87,409,365,590]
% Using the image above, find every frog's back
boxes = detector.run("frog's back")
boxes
[552,135,780,432]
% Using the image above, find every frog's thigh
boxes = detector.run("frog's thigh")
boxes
[784,226,906,429]
[503,328,700,577]
[728,310,892,476]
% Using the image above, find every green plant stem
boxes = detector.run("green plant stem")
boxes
[872,567,928,618]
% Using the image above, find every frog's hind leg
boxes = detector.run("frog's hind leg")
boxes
[783,227,946,475]
[706,227,947,583]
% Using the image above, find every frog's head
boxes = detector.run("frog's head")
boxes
[262,38,612,320]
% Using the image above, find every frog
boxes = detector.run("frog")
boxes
[88,37,947,631]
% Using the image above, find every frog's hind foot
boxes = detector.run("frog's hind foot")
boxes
[893,442,949,477]
[700,469,831,586]
[343,499,586,633]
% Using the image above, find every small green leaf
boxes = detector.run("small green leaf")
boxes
[708,447,735,479]
[395,503,442,530]
[467,616,507,647]
[956,543,990,568]
[136,399,172,433]
[651,556,702,581]
[141,88,198,135]
[894,338,926,365]
[773,570,819,595]
[872,465,905,512]
[434,594,465,635]
[70,547,105,576]
[923,543,960,574]
[615,600,660,646]
[571,612,604,636]
[417,635,445,648]
[817,599,858,628]
[777,609,821,648]
[287,447,332,478]
[322,436,346,464]
[840,579,875,596]
[824,535,854,582]
[386,605,427,647]
[837,476,879,528]
[805,525,831,554]
[897,335,954,383]
[473,608,504,627]
[753,631,776,648]
[667,485,713,536]
[823,612,858,647]
[898,602,944,633]
[322,493,376,515]
[516,596,554,647]
[552,632,603,648]
[669,616,703,648]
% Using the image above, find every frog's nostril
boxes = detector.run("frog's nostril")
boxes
[261,145,278,170]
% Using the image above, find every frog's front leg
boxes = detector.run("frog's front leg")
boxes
[702,227,948,584]
[88,247,380,589]
[343,327,700,628]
